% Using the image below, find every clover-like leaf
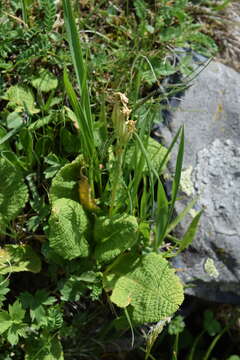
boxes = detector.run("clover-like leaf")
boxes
[103,252,184,323]
[94,214,138,263]
[48,198,89,260]
[0,245,41,274]
[0,158,29,228]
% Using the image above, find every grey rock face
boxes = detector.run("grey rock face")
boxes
[161,61,240,304]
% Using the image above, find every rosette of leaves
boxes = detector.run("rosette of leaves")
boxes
[125,137,168,174]
[0,158,29,228]
[48,198,89,260]
[103,252,184,323]
[94,214,138,263]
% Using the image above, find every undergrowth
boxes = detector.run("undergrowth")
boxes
[0,0,238,359]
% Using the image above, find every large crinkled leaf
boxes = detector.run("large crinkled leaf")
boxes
[94,214,138,263]
[49,155,84,204]
[31,69,58,93]
[0,245,41,274]
[48,198,89,260]
[103,252,184,323]
[125,138,168,174]
[0,159,29,228]
[3,85,39,114]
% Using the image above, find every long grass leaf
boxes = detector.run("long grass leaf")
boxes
[202,326,228,360]
[63,68,93,159]
[155,179,169,249]
[187,331,205,360]
[158,126,182,174]
[177,210,203,253]
[62,0,96,164]
[133,133,156,214]
[168,126,184,221]
[166,197,198,236]
[62,0,85,94]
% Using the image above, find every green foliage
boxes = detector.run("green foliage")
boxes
[168,315,185,335]
[0,300,27,346]
[31,69,58,93]
[125,137,168,174]
[203,310,222,337]
[0,245,41,274]
[0,0,228,358]
[48,198,89,260]
[49,155,83,203]
[3,85,40,114]
[94,214,138,263]
[20,290,56,325]
[0,159,29,228]
[40,0,57,32]
[25,334,64,360]
[103,253,184,323]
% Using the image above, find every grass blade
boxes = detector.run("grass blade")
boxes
[168,126,184,222]
[63,68,93,159]
[166,197,198,236]
[62,0,85,94]
[155,179,169,249]
[177,210,203,253]
[133,133,156,214]
[62,0,96,163]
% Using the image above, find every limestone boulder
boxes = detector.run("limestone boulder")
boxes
[160,61,240,304]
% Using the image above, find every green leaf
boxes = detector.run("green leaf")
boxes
[166,197,198,236]
[6,112,23,129]
[28,114,55,131]
[58,275,86,302]
[168,315,185,335]
[62,0,96,161]
[60,127,81,154]
[0,158,29,228]
[177,210,202,253]
[49,155,83,203]
[25,335,64,360]
[31,69,58,93]
[7,323,27,346]
[94,214,138,263]
[3,85,39,114]
[126,138,168,175]
[0,245,41,274]
[155,178,169,249]
[9,300,25,322]
[169,126,184,222]
[0,311,12,334]
[104,252,184,323]
[48,198,89,260]
[20,290,56,324]
[203,310,222,337]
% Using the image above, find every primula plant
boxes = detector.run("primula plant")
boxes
[0,0,208,359]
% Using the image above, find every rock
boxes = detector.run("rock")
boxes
[161,61,240,304]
